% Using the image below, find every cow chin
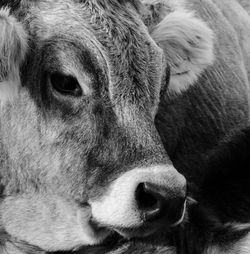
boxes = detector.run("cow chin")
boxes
[1,195,111,252]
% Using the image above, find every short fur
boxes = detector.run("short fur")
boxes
[0,7,27,103]
[237,0,250,15]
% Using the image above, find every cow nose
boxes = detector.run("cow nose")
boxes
[90,165,187,236]
[135,182,186,225]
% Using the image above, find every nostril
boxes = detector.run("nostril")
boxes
[135,183,161,221]
[135,182,186,224]
[136,183,158,210]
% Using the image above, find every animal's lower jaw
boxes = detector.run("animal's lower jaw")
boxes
[1,241,45,254]
[60,232,122,254]
[1,195,112,253]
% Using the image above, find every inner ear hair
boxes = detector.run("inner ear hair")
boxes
[0,7,27,102]
[150,9,215,94]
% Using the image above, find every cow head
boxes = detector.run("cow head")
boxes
[0,0,214,252]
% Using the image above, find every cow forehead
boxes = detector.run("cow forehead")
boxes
[26,0,163,61]
[25,0,162,61]
[25,0,164,108]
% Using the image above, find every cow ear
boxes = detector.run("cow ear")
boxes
[0,8,27,103]
[141,3,215,94]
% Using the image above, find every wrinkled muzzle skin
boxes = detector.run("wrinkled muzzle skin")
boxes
[0,0,186,253]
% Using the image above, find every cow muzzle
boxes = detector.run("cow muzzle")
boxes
[89,165,187,238]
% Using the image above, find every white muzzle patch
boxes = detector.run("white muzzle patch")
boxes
[90,165,186,229]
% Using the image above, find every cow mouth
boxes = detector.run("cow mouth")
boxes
[52,233,122,254]
[115,201,186,239]
[53,201,187,254]
[112,224,159,239]
[89,219,110,235]
[90,199,187,241]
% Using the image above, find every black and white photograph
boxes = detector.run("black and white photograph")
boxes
[0,0,250,253]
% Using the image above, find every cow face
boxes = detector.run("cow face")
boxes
[0,0,186,252]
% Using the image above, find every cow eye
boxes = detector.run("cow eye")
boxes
[49,72,82,97]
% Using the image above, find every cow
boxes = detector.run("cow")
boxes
[0,0,249,254]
